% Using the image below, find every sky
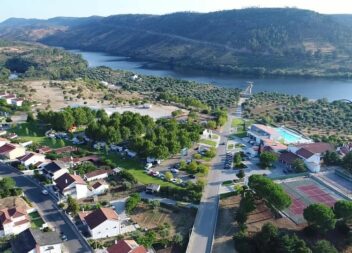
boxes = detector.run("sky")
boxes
[1,0,352,22]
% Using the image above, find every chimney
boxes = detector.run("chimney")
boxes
[65,179,68,184]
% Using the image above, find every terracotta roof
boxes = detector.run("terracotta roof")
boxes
[107,240,147,253]
[252,124,278,136]
[37,146,52,154]
[83,208,118,230]
[3,94,16,99]
[18,153,35,162]
[78,211,92,222]
[0,143,16,154]
[294,142,334,154]
[262,139,287,151]
[59,155,100,164]
[279,152,301,165]
[85,169,111,179]
[0,207,28,228]
[91,181,106,189]
[54,173,86,191]
[54,146,77,155]
[296,148,315,159]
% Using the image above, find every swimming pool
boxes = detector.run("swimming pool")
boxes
[276,127,310,144]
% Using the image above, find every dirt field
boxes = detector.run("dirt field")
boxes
[130,202,196,238]
[0,79,186,119]
[213,195,302,253]
[213,195,240,253]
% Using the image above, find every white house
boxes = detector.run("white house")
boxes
[247,124,281,144]
[288,142,334,173]
[2,94,16,105]
[11,99,23,107]
[0,197,33,237]
[54,173,89,199]
[202,129,213,139]
[0,137,10,147]
[11,228,62,253]
[91,181,109,195]
[79,208,121,239]
[18,152,45,168]
[84,169,111,182]
[0,143,26,160]
[42,161,69,180]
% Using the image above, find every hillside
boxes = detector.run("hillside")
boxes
[0,40,87,79]
[2,8,352,77]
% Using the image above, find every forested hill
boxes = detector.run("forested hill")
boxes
[2,8,352,77]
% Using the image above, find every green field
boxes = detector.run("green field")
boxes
[10,123,69,148]
[29,211,45,229]
[105,153,177,187]
[199,139,217,147]
[231,118,254,138]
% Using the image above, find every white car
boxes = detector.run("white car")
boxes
[145,163,153,170]
[41,189,49,195]
[170,168,179,174]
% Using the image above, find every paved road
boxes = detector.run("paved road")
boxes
[0,164,92,253]
[186,109,235,253]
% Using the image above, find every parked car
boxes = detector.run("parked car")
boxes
[170,168,179,174]
[41,189,48,195]
[145,163,153,170]
[151,171,160,177]
[189,174,196,179]
[60,232,67,241]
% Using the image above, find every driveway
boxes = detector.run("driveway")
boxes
[0,163,92,253]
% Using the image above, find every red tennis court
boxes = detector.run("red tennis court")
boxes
[289,196,306,215]
[298,185,336,206]
[280,178,344,224]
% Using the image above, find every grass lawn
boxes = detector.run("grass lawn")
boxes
[104,153,177,187]
[199,139,217,147]
[231,118,254,138]
[29,211,41,220]
[29,211,45,229]
[10,122,69,148]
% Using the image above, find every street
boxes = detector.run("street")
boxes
[186,108,236,253]
[0,163,92,253]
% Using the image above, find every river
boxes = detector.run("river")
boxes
[70,50,352,101]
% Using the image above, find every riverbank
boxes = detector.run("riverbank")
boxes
[70,50,352,101]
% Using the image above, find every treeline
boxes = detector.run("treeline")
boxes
[98,69,241,109]
[86,112,203,159]
[243,92,352,140]
[234,175,352,253]
[0,42,88,80]
[159,180,204,203]
[37,107,96,131]
[37,107,203,159]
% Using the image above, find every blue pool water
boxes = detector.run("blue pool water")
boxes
[276,127,305,144]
